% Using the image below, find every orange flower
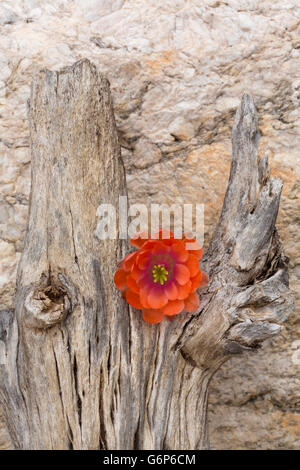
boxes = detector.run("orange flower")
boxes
[114,230,209,324]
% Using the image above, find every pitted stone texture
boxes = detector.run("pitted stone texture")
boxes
[0,0,299,449]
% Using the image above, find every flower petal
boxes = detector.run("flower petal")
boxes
[137,251,151,270]
[151,241,168,254]
[165,315,177,322]
[176,280,192,299]
[114,268,128,291]
[186,254,200,277]
[127,276,139,294]
[162,299,184,316]
[184,237,203,259]
[190,271,202,292]
[140,286,151,308]
[123,252,138,272]
[130,232,149,248]
[165,281,178,300]
[148,287,168,309]
[131,263,144,281]
[115,231,207,325]
[142,309,164,324]
[152,229,174,240]
[171,241,189,262]
[184,292,200,312]
[136,272,150,288]
[126,290,143,310]
[174,264,190,285]
[199,271,209,287]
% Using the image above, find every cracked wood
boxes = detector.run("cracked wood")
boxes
[0,59,294,450]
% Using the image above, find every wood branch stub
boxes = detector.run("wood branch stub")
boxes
[0,60,294,451]
[177,93,294,369]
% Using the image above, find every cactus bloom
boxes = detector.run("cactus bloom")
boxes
[114,230,209,324]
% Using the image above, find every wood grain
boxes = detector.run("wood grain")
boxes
[0,60,294,450]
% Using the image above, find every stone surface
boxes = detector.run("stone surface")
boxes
[0,0,299,449]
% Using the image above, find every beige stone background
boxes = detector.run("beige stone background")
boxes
[0,0,299,449]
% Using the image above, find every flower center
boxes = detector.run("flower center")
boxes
[152,264,168,285]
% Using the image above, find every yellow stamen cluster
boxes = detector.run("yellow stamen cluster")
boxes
[152,264,168,285]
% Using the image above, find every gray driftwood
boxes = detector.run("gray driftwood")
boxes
[0,59,294,449]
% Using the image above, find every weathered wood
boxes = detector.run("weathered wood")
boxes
[0,60,294,450]
[177,95,294,369]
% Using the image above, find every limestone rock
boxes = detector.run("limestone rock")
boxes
[0,0,299,450]
[132,138,162,169]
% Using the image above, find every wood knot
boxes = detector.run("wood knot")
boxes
[24,284,71,329]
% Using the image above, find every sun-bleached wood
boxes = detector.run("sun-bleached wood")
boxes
[0,60,294,450]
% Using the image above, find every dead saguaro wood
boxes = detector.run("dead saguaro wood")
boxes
[0,59,294,450]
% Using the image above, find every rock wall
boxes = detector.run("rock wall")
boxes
[0,0,299,449]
